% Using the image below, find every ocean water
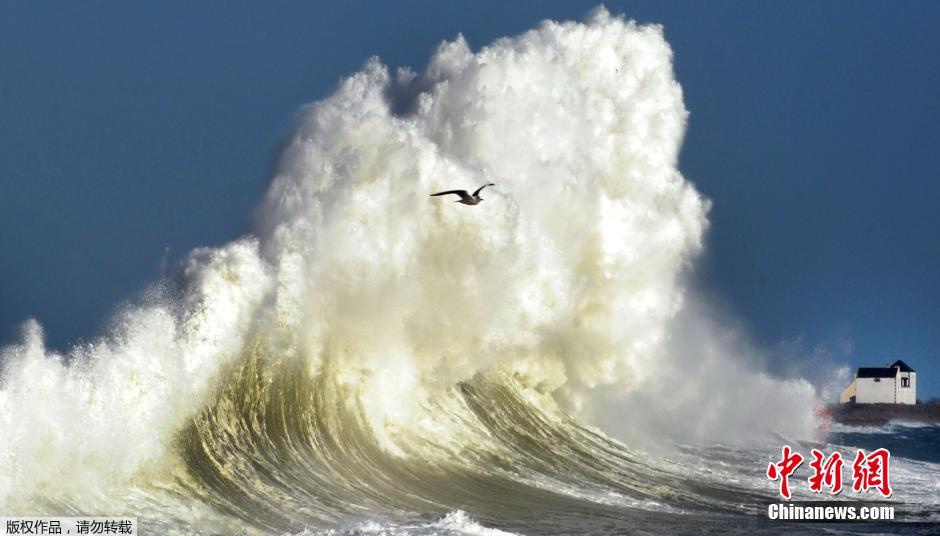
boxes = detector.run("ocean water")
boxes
[259,420,940,535]
[1,7,937,535]
[294,420,940,535]
[828,421,940,465]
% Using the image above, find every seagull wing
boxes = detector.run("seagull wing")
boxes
[430,189,471,200]
[472,183,495,197]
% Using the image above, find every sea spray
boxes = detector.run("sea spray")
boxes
[0,240,272,512]
[1,8,819,530]
[253,8,706,438]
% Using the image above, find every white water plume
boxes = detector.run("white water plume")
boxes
[0,7,818,517]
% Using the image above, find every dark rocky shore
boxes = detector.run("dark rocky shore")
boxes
[828,402,940,426]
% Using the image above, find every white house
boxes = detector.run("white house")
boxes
[840,360,916,405]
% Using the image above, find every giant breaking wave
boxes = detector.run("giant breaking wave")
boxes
[0,8,819,534]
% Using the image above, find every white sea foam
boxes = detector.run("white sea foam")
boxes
[0,7,819,516]
[299,510,519,536]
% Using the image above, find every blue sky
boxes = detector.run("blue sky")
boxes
[1,1,938,398]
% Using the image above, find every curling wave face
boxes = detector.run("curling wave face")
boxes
[1,8,822,533]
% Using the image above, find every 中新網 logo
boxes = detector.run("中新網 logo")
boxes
[767,446,891,499]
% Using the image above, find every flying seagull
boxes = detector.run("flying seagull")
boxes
[430,183,495,205]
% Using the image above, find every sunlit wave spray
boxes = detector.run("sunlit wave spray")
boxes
[0,7,817,532]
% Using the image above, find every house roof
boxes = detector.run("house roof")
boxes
[892,360,915,372]
[857,367,897,379]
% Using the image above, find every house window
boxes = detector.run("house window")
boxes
[902,377,910,388]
